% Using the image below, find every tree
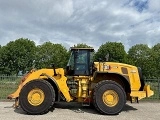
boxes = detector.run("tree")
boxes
[151,43,160,78]
[128,44,155,78]
[94,42,127,63]
[35,42,69,68]
[0,46,3,74]
[0,38,36,75]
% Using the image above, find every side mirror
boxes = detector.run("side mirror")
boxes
[98,58,102,62]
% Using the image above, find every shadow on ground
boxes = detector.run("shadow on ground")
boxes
[13,102,137,115]
[53,102,137,115]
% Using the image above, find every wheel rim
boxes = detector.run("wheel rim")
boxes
[27,88,45,106]
[102,90,119,107]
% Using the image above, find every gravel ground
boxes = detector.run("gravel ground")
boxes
[0,101,160,120]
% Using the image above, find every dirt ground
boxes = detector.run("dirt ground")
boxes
[0,101,160,120]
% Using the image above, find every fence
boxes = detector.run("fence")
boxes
[0,75,21,100]
[144,79,160,100]
[0,75,159,101]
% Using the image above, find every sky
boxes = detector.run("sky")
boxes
[0,0,160,51]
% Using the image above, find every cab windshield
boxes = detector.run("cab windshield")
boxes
[67,49,94,76]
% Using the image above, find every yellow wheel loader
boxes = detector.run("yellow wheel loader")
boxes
[7,47,154,115]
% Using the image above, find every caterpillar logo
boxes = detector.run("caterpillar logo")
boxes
[103,65,111,70]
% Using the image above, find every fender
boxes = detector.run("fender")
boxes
[41,73,60,101]
[92,71,131,93]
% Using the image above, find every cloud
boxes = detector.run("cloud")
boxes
[148,0,160,12]
[0,0,160,51]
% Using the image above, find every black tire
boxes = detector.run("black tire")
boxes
[93,80,126,115]
[19,80,55,115]
[138,67,145,91]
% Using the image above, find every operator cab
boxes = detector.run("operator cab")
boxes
[66,47,94,76]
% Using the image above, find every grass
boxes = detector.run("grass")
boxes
[0,76,21,100]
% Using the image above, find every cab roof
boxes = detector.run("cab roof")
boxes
[70,47,94,51]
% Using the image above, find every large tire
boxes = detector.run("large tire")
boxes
[93,80,126,115]
[19,80,55,115]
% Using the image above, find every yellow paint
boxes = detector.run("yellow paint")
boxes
[27,88,45,106]
[102,90,119,107]
[81,79,88,98]
[130,85,154,100]
[8,68,73,102]
[77,80,82,98]
[8,61,154,105]
[74,76,90,102]
[130,91,146,100]
[94,62,141,90]
[93,62,154,100]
